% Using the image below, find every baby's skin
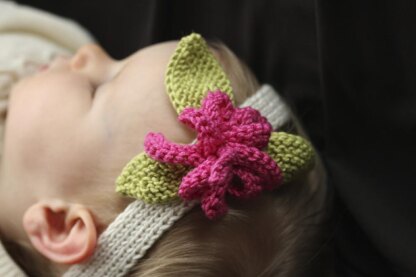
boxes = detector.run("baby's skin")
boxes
[0,42,195,267]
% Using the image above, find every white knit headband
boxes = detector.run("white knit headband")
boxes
[0,85,290,277]
[63,84,291,277]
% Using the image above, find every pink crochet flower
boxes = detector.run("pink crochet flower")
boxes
[145,91,282,219]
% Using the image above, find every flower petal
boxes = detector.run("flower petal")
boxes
[200,185,229,219]
[178,158,215,200]
[225,122,272,149]
[178,107,201,129]
[145,132,203,166]
[228,168,263,199]
[229,142,281,178]
[201,91,234,122]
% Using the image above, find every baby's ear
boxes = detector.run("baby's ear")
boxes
[22,199,97,265]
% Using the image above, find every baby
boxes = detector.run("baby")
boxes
[0,2,328,277]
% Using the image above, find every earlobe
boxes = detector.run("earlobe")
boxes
[22,199,97,265]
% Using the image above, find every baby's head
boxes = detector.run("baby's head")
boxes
[0,34,327,276]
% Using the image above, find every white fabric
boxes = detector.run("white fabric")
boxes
[0,1,93,276]
[0,0,94,154]
[0,240,26,277]
[240,84,291,130]
[64,84,291,277]
[65,200,196,277]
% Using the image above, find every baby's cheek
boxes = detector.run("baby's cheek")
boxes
[5,94,78,180]
[5,93,43,168]
[4,108,103,194]
[4,110,52,178]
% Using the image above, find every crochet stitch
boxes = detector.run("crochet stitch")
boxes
[115,33,316,218]
[65,84,311,277]
[116,152,188,203]
[115,85,314,207]
[65,200,194,277]
[165,33,234,114]
[145,91,283,219]
[267,132,315,183]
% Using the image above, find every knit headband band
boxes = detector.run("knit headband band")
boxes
[2,33,315,277]
[0,84,294,277]
[64,85,302,277]
[0,33,315,277]
[0,239,26,277]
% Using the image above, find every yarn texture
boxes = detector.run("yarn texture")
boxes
[67,84,311,277]
[64,200,194,277]
[115,33,316,219]
[115,84,315,210]
[267,132,315,183]
[165,33,234,114]
[116,152,188,203]
[116,89,315,218]
[62,31,317,276]
[145,91,282,219]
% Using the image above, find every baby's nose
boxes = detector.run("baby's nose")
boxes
[70,44,115,85]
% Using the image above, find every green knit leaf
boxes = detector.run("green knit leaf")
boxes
[165,33,234,114]
[116,153,189,203]
[266,132,315,183]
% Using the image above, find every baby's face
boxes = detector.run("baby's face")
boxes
[2,42,194,214]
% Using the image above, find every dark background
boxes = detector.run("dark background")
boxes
[16,1,416,276]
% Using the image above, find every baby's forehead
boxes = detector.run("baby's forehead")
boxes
[124,40,227,71]
[125,41,179,62]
